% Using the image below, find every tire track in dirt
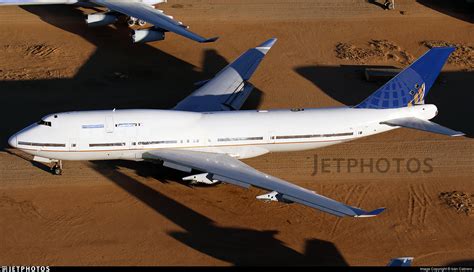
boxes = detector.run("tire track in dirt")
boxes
[0,193,99,234]
[0,194,44,220]
[329,183,372,238]
[407,184,432,226]
[3,43,60,58]
[24,44,59,58]
[329,184,372,239]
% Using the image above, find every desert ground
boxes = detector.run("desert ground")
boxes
[0,0,473,266]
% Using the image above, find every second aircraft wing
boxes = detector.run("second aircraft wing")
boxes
[144,149,385,218]
[91,0,217,43]
[173,38,277,112]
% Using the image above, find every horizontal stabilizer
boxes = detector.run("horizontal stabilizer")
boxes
[381,117,464,137]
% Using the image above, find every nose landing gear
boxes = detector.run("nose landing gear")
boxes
[51,160,63,175]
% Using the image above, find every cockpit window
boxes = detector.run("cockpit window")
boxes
[37,120,51,127]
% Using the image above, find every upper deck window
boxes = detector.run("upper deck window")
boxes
[116,123,139,128]
[82,124,104,129]
[37,120,51,127]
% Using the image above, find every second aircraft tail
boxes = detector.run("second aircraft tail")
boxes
[356,47,455,109]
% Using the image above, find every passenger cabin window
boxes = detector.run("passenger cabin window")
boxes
[138,140,177,145]
[18,141,65,147]
[89,143,126,147]
[217,137,263,142]
[274,132,354,140]
[37,120,51,127]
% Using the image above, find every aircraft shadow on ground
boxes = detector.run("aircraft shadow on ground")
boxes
[0,5,263,150]
[367,0,388,10]
[91,160,348,266]
[5,149,52,174]
[416,0,474,24]
[295,65,474,138]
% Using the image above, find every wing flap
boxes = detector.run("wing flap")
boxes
[144,149,384,218]
[381,117,464,136]
[212,174,251,189]
[162,161,192,173]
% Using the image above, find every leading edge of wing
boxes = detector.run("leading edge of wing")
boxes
[144,149,385,218]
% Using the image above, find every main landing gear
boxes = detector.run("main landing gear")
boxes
[51,160,63,175]
[127,17,147,27]
[384,0,394,10]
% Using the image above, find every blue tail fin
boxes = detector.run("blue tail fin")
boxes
[356,47,455,109]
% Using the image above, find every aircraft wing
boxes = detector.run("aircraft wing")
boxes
[173,38,277,112]
[91,0,217,43]
[144,149,385,218]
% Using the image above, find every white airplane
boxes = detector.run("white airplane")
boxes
[0,0,218,43]
[8,38,463,218]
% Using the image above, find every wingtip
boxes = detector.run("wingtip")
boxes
[255,38,277,54]
[353,207,386,218]
[200,36,219,43]
[257,38,277,48]
[452,132,466,137]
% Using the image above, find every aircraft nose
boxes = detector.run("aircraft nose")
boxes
[8,135,17,148]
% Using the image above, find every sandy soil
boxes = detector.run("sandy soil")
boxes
[0,0,473,266]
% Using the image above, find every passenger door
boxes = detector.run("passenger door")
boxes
[105,116,114,133]
[267,130,276,144]
[69,138,78,151]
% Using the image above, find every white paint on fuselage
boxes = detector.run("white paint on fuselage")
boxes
[9,105,438,161]
[0,0,165,6]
